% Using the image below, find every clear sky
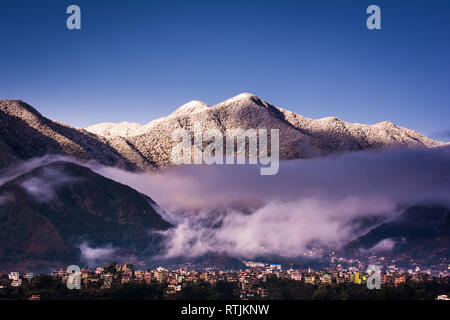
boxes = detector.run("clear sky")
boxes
[0,0,449,140]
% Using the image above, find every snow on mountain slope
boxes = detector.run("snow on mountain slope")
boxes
[86,100,211,138]
[86,121,143,137]
[85,93,447,167]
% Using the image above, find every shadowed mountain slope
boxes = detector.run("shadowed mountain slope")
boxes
[0,100,154,171]
[0,161,171,272]
[345,205,450,265]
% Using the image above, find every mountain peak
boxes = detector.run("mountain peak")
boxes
[232,92,259,99]
[0,99,43,119]
[214,93,272,111]
[221,92,260,104]
[180,100,210,109]
[171,100,211,117]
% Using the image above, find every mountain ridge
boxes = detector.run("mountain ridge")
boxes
[1,95,448,171]
[86,93,449,167]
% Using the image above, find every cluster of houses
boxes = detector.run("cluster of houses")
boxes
[239,261,449,293]
[1,258,448,300]
[6,271,35,287]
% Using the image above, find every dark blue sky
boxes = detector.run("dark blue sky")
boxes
[0,0,449,140]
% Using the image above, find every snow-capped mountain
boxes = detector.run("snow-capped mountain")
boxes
[87,93,448,167]
[1,94,447,171]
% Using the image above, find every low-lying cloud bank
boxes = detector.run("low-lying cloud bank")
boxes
[2,148,449,261]
[95,147,450,259]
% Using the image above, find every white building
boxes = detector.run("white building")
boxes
[11,279,22,287]
[8,272,20,281]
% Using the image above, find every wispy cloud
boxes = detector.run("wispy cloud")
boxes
[0,155,83,203]
[0,155,79,187]
[79,243,117,267]
[79,242,138,267]
[20,166,79,202]
[364,238,403,253]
